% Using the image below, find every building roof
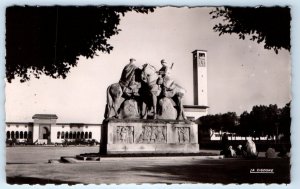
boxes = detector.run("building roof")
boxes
[6,122,33,125]
[32,114,58,119]
[191,49,207,53]
[184,105,209,109]
[56,123,101,126]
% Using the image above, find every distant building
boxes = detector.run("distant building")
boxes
[6,114,101,144]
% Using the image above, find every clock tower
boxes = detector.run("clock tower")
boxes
[192,50,208,106]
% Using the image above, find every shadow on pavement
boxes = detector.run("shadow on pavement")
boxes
[6,163,37,165]
[7,176,81,185]
[129,158,291,184]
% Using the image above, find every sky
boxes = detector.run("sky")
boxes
[5,7,291,123]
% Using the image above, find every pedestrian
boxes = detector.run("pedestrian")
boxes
[236,144,243,157]
[228,146,237,157]
[265,147,276,158]
[245,138,258,158]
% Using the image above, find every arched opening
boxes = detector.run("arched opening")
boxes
[11,131,15,139]
[24,131,28,139]
[41,127,50,139]
[77,132,80,139]
[20,131,24,139]
[84,132,88,139]
[73,132,76,139]
[61,131,65,139]
[89,132,92,139]
[57,131,61,139]
[65,132,69,139]
[16,131,19,139]
[7,131,10,139]
[81,132,84,139]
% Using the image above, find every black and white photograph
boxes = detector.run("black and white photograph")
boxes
[4,4,293,185]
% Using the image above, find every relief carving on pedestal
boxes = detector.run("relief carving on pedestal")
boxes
[116,126,134,143]
[137,126,166,143]
[177,127,190,143]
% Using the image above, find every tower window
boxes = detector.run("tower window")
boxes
[199,53,205,57]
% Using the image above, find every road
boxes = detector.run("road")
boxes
[6,146,290,184]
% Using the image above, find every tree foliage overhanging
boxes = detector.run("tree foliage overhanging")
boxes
[6,6,155,83]
[210,6,291,54]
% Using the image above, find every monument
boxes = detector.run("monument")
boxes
[100,57,201,154]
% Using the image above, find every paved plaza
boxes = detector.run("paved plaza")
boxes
[6,146,290,184]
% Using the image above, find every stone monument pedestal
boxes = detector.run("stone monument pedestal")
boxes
[100,118,199,154]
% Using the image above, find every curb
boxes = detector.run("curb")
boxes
[52,155,224,164]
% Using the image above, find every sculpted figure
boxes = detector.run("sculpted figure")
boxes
[178,127,189,143]
[128,127,134,143]
[158,59,172,78]
[120,127,128,143]
[157,59,187,120]
[156,126,165,142]
[140,64,161,119]
[105,82,123,119]
[150,127,158,143]
[144,126,152,142]
[119,58,141,98]
[105,58,141,119]
[119,59,137,88]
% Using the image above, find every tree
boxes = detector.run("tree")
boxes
[278,102,291,142]
[221,112,238,133]
[200,114,222,132]
[6,6,154,82]
[200,112,238,134]
[237,111,252,138]
[210,6,291,54]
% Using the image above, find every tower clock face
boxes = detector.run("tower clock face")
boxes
[198,57,205,67]
[200,58,205,67]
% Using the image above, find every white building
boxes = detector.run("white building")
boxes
[6,114,101,144]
